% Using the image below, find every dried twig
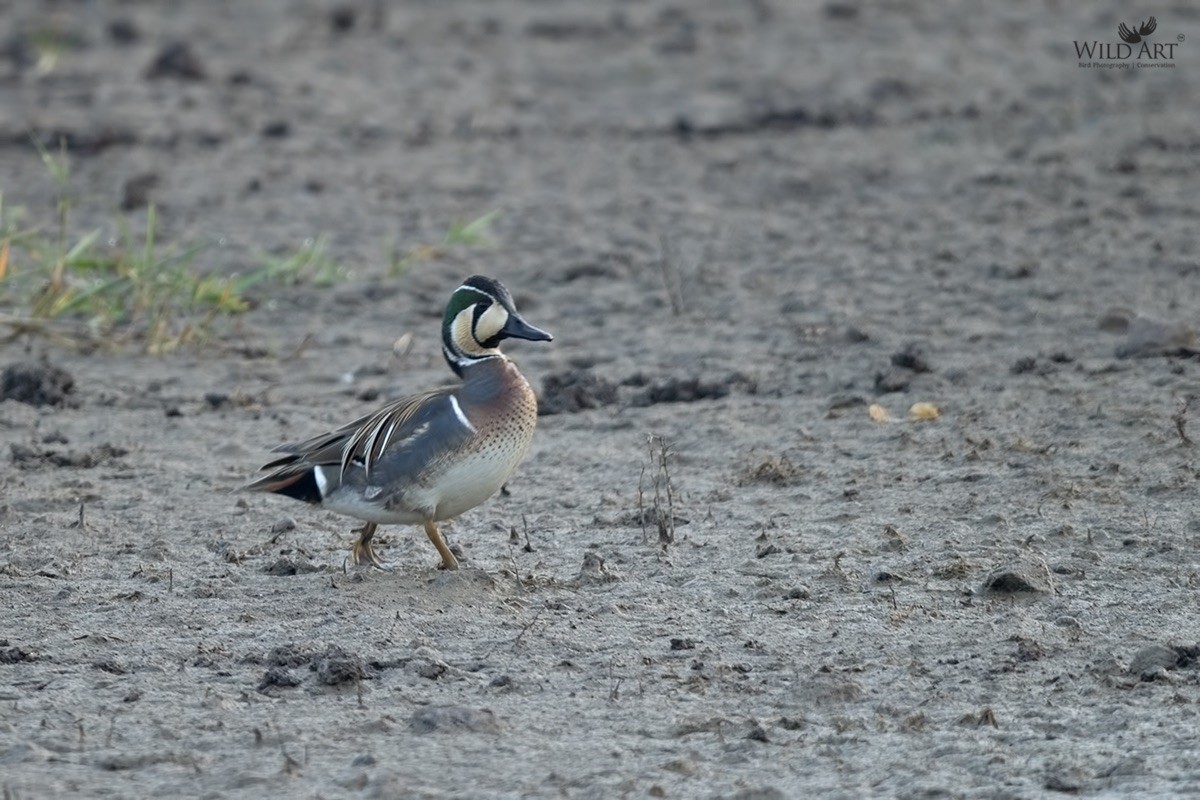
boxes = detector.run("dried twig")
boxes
[646,434,676,549]
[657,235,685,315]
[607,657,623,702]
[637,465,648,542]
[1173,395,1193,446]
[0,313,103,348]
[521,513,534,552]
[512,609,543,648]
[284,332,315,361]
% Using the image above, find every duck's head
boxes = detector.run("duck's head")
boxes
[441,275,552,375]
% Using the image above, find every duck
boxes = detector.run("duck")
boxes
[244,275,552,570]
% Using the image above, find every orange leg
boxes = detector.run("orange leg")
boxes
[350,522,387,568]
[423,519,459,570]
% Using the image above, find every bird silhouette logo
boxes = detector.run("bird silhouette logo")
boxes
[1117,16,1156,43]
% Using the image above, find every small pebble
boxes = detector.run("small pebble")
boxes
[1128,644,1180,679]
[1115,316,1196,359]
[983,556,1054,594]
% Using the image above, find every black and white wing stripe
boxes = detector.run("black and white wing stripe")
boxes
[338,388,452,480]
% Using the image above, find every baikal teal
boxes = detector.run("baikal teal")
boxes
[244,275,553,571]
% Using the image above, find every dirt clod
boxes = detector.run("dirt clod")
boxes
[629,374,749,407]
[261,644,317,668]
[264,557,320,576]
[145,41,206,80]
[1098,307,1134,334]
[538,369,618,415]
[1128,644,1197,680]
[107,18,140,45]
[890,344,932,373]
[329,5,357,32]
[1011,356,1037,374]
[410,646,451,680]
[635,377,716,405]
[1114,316,1197,359]
[121,172,159,210]
[93,659,128,675]
[575,552,619,584]
[271,517,296,534]
[11,442,127,469]
[738,456,803,487]
[312,645,373,685]
[408,705,502,735]
[874,370,911,393]
[0,645,37,663]
[983,557,1054,594]
[1,362,75,407]
[258,667,302,691]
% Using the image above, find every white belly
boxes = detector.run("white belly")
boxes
[322,487,425,525]
[322,442,531,525]
[428,445,529,520]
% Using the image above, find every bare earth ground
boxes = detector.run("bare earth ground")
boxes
[1,1,1199,797]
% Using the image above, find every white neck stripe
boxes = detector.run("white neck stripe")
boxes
[442,342,499,367]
